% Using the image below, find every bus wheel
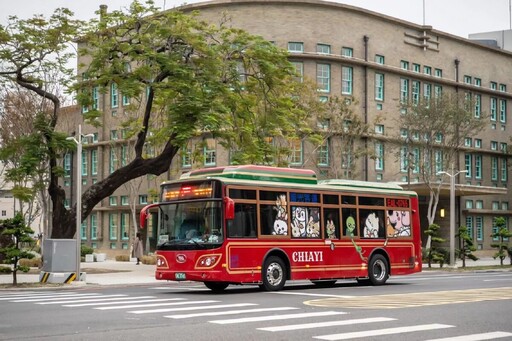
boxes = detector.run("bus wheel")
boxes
[262,256,286,291]
[311,280,337,287]
[368,254,389,286]
[204,281,229,292]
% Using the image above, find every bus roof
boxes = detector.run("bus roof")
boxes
[179,165,317,184]
[170,165,417,198]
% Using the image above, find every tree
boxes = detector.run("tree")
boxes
[0,213,35,285]
[490,217,512,266]
[395,94,486,248]
[424,223,447,267]
[0,9,86,238]
[456,225,478,268]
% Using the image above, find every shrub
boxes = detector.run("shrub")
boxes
[0,266,11,274]
[19,258,41,268]
[81,244,94,258]
[115,255,130,262]
[141,255,156,265]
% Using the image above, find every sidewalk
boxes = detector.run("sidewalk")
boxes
[0,257,509,288]
[0,259,159,287]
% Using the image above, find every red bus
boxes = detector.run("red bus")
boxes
[140,165,422,291]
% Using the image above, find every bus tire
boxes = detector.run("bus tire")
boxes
[368,254,389,286]
[261,256,286,291]
[204,281,229,292]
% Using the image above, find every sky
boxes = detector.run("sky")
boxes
[1,0,510,39]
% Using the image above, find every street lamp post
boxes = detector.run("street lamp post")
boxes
[437,165,467,267]
[67,125,93,281]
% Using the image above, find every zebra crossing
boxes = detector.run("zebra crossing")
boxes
[1,290,511,340]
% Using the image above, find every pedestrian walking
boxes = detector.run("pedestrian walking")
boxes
[133,232,143,265]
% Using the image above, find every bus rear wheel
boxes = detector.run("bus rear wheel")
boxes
[204,281,229,292]
[261,256,286,291]
[368,254,389,286]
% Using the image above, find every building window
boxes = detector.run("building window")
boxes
[476,200,484,209]
[121,213,129,240]
[400,78,409,104]
[434,68,442,77]
[90,213,97,240]
[111,82,119,108]
[81,221,87,240]
[412,63,420,73]
[375,124,384,134]
[434,150,443,173]
[501,158,508,182]
[476,216,483,241]
[81,150,88,176]
[316,63,330,92]
[182,145,192,168]
[317,43,331,54]
[434,85,443,98]
[499,99,507,123]
[411,80,420,105]
[204,138,216,166]
[341,66,353,95]
[139,195,148,205]
[121,196,129,205]
[491,157,498,181]
[91,149,98,175]
[375,142,384,171]
[475,155,482,179]
[317,139,329,166]
[109,196,118,206]
[400,60,409,70]
[491,141,498,150]
[474,94,481,118]
[490,81,498,90]
[465,216,474,240]
[464,154,472,178]
[92,86,99,110]
[475,139,482,148]
[109,148,118,174]
[109,213,118,240]
[288,42,304,53]
[290,139,303,165]
[490,97,497,121]
[64,153,71,177]
[423,65,432,75]
[423,83,431,104]
[291,62,304,83]
[464,138,472,147]
[463,75,472,84]
[499,84,507,92]
[400,147,408,172]
[375,73,384,101]
[375,54,385,64]
[341,47,353,57]
[474,78,481,87]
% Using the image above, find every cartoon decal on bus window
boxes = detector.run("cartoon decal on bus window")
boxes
[346,215,367,261]
[291,206,307,237]
[306,207,320,238]
[273,194,288,235]
[363,212,380,238]
[386,210,411,237]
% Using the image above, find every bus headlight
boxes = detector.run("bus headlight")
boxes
[196,254,221,269]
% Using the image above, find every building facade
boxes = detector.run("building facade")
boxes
[65,0,512,256]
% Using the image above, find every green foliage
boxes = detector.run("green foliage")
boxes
[490,217,512,266]
[424,223,447,267]
[0,213,35,285]
[81,244,94,258]
[456,225,478,267]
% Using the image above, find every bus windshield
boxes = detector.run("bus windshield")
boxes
[157,200,223,250]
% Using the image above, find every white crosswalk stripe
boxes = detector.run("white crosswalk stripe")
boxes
[209,311,347,325]
[11,293,104,302]
[96,299,220,311]
[0,292,82,301]
[64,297,183,307]
[39,295,155,305]
[129,303,258,314]
[165,307,299,319]
[424,331,512,341]
[313,324,455,340]
[258,317,396,332]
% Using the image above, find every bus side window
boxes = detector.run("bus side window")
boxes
[360,209,385,238]
[323,208,340,239]
[228,204,257,238]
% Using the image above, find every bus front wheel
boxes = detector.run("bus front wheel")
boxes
[368,254,389,286]
[261,256,286,291]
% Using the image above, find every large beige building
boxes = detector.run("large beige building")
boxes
[63,0,511,257]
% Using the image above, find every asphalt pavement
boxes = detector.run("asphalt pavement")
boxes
[0,256,508,288]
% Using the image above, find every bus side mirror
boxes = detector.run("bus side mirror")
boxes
[224,197,235,220]
[140,204,158,229]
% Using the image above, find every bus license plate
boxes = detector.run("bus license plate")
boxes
[175,272,186,280]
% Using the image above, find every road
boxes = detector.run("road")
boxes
[1,270,512,340]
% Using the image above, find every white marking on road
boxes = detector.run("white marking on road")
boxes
[166,307,298,319]
[38,296,154,305]
[258,317,396,332]
[210,311,347,324]
[0,292,80,300]
[314,323,454,340]
[96,300,220,310]
[64,298,184,307]
[424,331,512,340]
[35,294,127,304]
[11,293,101,302]
[129,303,258,314]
